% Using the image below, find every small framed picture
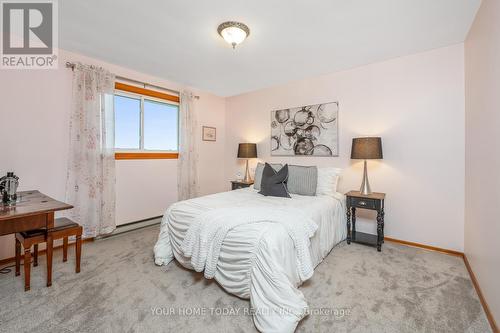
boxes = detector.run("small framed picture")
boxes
[202,126,216,141]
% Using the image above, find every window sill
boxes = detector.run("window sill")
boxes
[115,152,179,160]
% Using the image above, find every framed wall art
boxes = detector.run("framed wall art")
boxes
[271,102,339,156]
[202,126,217,141]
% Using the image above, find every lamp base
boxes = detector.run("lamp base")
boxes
[359,160,372,195]
[243,159,252,183]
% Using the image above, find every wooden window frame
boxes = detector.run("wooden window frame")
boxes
[115,152,179,160]
[115,82,180,103]
[114,82,179,160]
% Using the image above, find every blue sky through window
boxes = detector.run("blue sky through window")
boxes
[114,94,178,151]
[114,95,140,149]
[144,99,178,151]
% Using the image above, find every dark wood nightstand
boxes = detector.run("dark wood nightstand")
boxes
[346,191,386,251]
[231,180,254,190]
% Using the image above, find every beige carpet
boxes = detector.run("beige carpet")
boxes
[0,225,491,333]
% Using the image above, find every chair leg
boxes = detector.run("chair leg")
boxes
[33,244,38,267]
[75,235,81,273]
[46,234,53,287]
[63,237,68,262]
[23,248,31,291]
[15,239,21,276]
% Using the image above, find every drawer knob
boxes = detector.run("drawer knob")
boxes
[359,201,366,206]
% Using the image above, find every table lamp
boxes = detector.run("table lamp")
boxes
[238,143,257,183]
[351,137,383,195]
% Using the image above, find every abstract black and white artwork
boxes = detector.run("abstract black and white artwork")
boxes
[271,102,339,156]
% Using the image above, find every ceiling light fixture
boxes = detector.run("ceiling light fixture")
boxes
[217,21,250,49]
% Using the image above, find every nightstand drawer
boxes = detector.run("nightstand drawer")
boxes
[232,184,246,190]
[231,181,254,190]
[350,197,376,209]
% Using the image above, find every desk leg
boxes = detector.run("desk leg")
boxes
[24,248,31,291]
[377,209,384,252]
[46,212,55,229]
[46,233,53,287]
[33,244,38,267]
[46,212,54,287]
[63,237,68,262]
[346,207,351,244]
[381,209,385,243]
[15,239,21,276]
[75,235,82,273]
[352,207,356,234]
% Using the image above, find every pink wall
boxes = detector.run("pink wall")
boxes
[0,49,226,260]
[0,41,475,268]
[465,0,500,325]
[225,44,465,251]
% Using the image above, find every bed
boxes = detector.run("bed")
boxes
[154,186,346,333]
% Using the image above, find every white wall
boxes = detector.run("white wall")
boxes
[225,44,465,251]
[465,0,500,325]
[0,49,226,260]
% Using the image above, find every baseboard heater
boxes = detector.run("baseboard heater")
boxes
[96,216,162,240]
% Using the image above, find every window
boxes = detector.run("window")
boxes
[115,94,141,150]
[113,83,179,159]
[143,100,178,151]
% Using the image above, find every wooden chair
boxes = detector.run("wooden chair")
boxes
[15,217,83,291]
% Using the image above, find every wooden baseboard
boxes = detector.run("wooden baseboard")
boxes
[463,255,498,333]
[0,238,94,267]
[385,236,497,332]
[384,237,464,256]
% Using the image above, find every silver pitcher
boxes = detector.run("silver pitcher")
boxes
[0,172,19,204]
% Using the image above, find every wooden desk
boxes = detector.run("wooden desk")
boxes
[0,191,73,290]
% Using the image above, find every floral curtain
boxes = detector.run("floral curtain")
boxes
[178,90,199,200]
[65,63,116,238]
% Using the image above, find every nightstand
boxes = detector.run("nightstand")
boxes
[230,180,254,190]
[346,191,386,251]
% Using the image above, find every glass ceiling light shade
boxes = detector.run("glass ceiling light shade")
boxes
[217,21,250,49]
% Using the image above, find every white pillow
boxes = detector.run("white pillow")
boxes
[316,167,342,196]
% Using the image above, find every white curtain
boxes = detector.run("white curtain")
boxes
[178,90,199,200]
[65,63,116,238]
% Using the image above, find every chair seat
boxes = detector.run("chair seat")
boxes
[53,217,79,231]
[19,218,80,239]
[19,229,46,238]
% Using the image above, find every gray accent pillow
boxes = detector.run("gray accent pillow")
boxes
[287,165,318,196]
[254,163,283,190]
[258,163,290,198]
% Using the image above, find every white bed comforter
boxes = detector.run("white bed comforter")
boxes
[181,206,318,281]
[154,187,346,333]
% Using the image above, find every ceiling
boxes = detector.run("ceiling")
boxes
[60,0,481,97]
